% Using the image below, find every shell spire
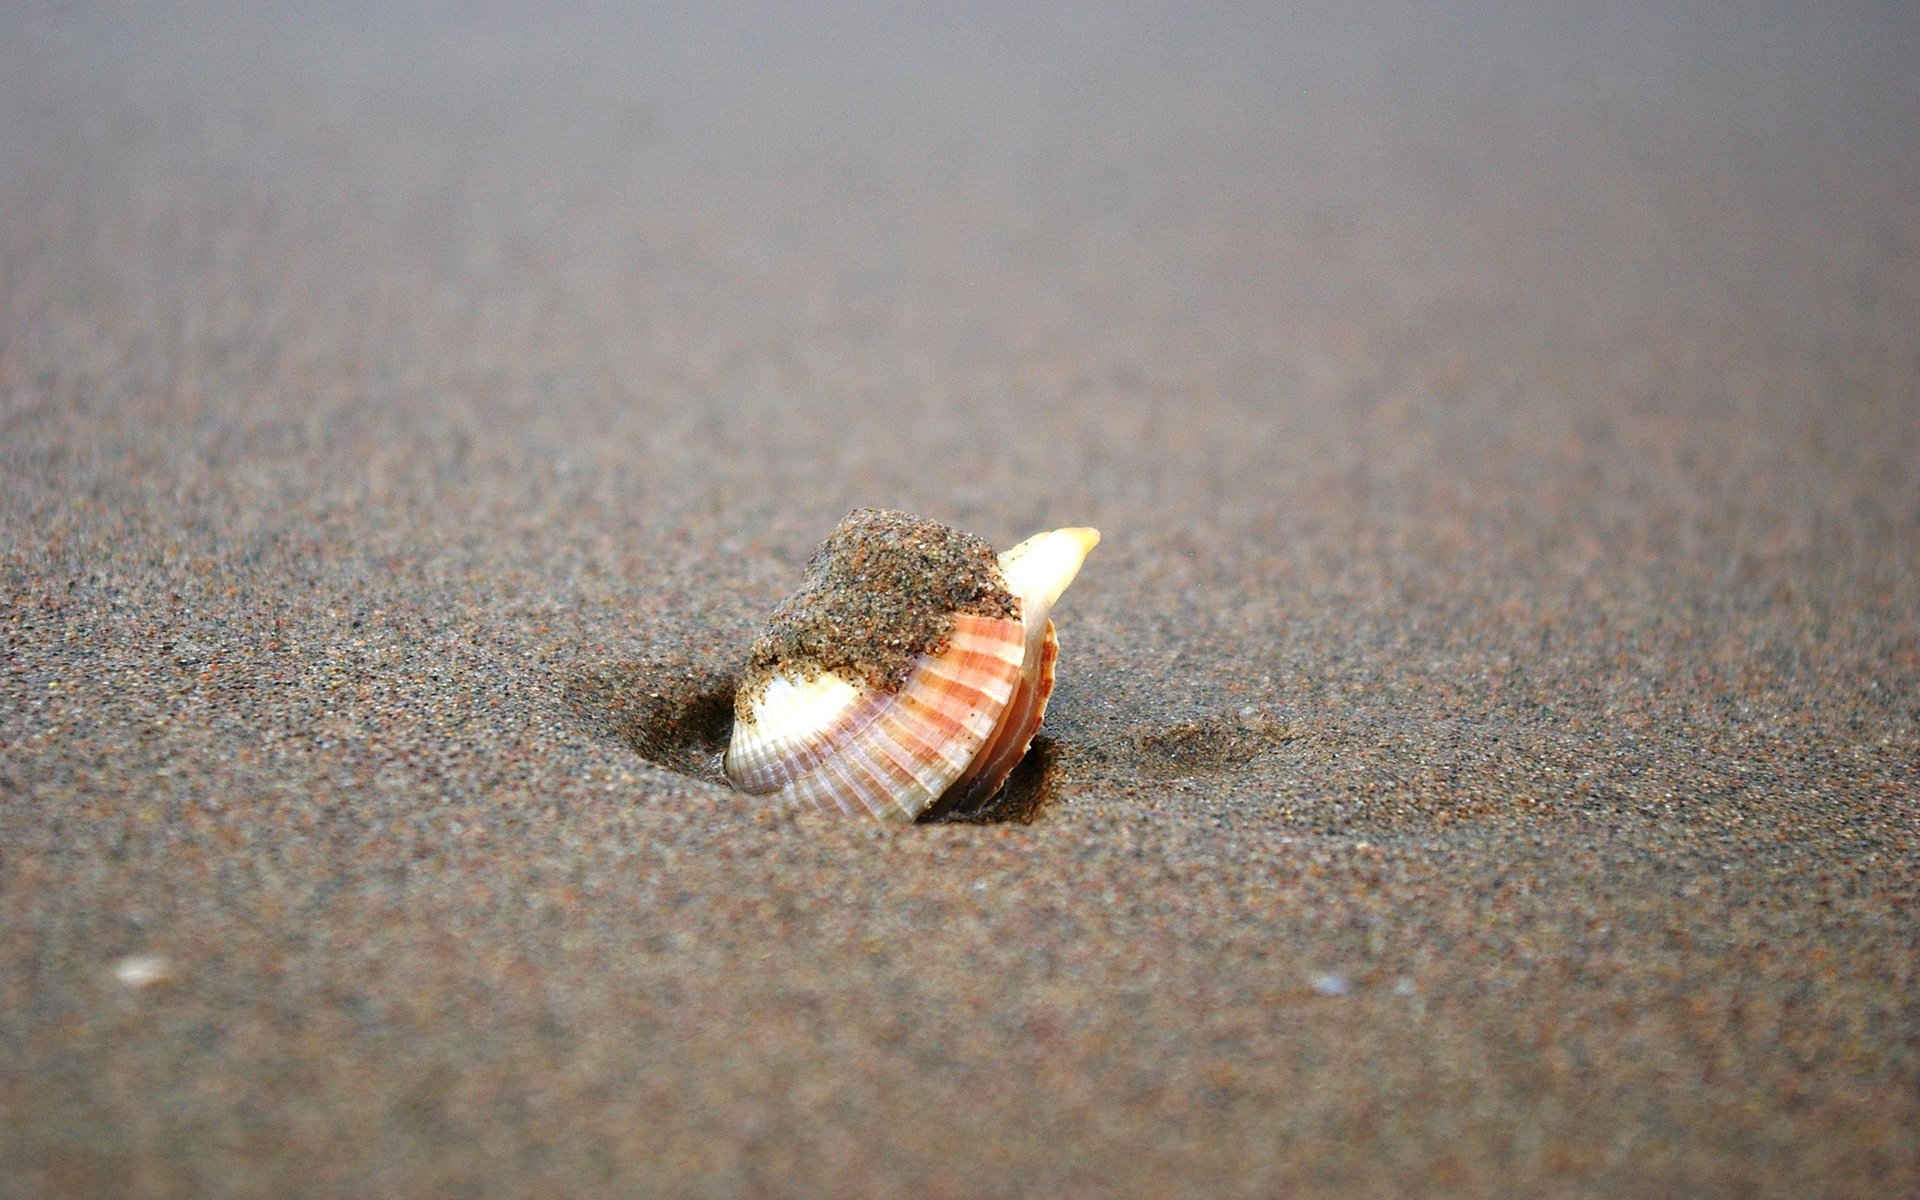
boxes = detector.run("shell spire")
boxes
[723,511,1098,822]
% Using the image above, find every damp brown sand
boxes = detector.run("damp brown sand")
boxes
[4,6,1919,1198]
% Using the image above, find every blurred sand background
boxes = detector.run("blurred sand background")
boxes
[3,3,1917,1195]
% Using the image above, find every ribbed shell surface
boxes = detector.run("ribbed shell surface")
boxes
[946,619,1058,809]
[724,614,1028,821]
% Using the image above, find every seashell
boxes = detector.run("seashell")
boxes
[725,508,1099,821]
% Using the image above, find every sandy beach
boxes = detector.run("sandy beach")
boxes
[3,4,1917,1195]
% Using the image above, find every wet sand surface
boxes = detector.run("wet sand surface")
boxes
[4,4,1917,1196]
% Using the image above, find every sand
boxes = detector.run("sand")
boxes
[3,4,1917,1197]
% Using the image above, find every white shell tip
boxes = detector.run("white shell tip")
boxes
[999,526,1100,608]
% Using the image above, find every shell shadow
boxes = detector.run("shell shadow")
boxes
[918,735,1058,826]
[561,652,1059,824]
[563,654,735,785]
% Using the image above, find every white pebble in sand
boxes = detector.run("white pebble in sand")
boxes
[112,955,172,990]
[1311,972,1350,997]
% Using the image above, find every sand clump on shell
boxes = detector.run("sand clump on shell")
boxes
[733,509,1020,716]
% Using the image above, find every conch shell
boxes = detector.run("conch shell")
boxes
[725,509,1099,821]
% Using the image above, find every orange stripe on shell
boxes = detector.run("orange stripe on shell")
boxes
[724,614,1027,821]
